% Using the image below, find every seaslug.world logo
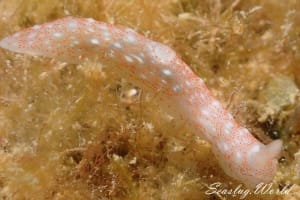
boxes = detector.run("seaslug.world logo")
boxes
[205,182,294,199]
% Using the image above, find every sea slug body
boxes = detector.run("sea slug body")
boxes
[0,17,282,188]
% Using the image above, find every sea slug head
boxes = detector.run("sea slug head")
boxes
[215,139,282,189]
[242,140,283,188]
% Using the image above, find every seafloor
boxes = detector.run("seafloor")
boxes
[0,0,299,199]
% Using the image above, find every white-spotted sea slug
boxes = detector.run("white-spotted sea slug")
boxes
[0,17,283,188]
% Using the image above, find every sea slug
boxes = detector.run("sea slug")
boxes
[0,17,282,188]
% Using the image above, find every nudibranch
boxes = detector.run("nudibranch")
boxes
[0,17,282,188]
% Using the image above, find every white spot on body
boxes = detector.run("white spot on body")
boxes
[161,69,172,77]
[53,32,63,38]
[185,80,191,87]
[102,31,111,41]
[218,141,230,153]
[97,24,108,31]
[234,151,243,163]
[87,18,96,23]
[70,36,80,46]
[211,100,222,110]
[161,79,168,85]
[32,25,40,30]
[70,40,80,47]
[112,42,123,49]
[124,55,134,63]
[90,38,100,45]
[223,122,234,135]
[198,117,217,135]
[247,143,263,168]
[132,54,144,64]
[68,21,78,30]
[147,42,176,65]
[200,107,210,117]
[249,144,261,154]
[124,33,136,44]
[172,84,181,92]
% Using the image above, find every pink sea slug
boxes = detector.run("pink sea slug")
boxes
[0,17,282,188]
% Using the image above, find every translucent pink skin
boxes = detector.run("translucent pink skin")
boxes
[0,17,282,188]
